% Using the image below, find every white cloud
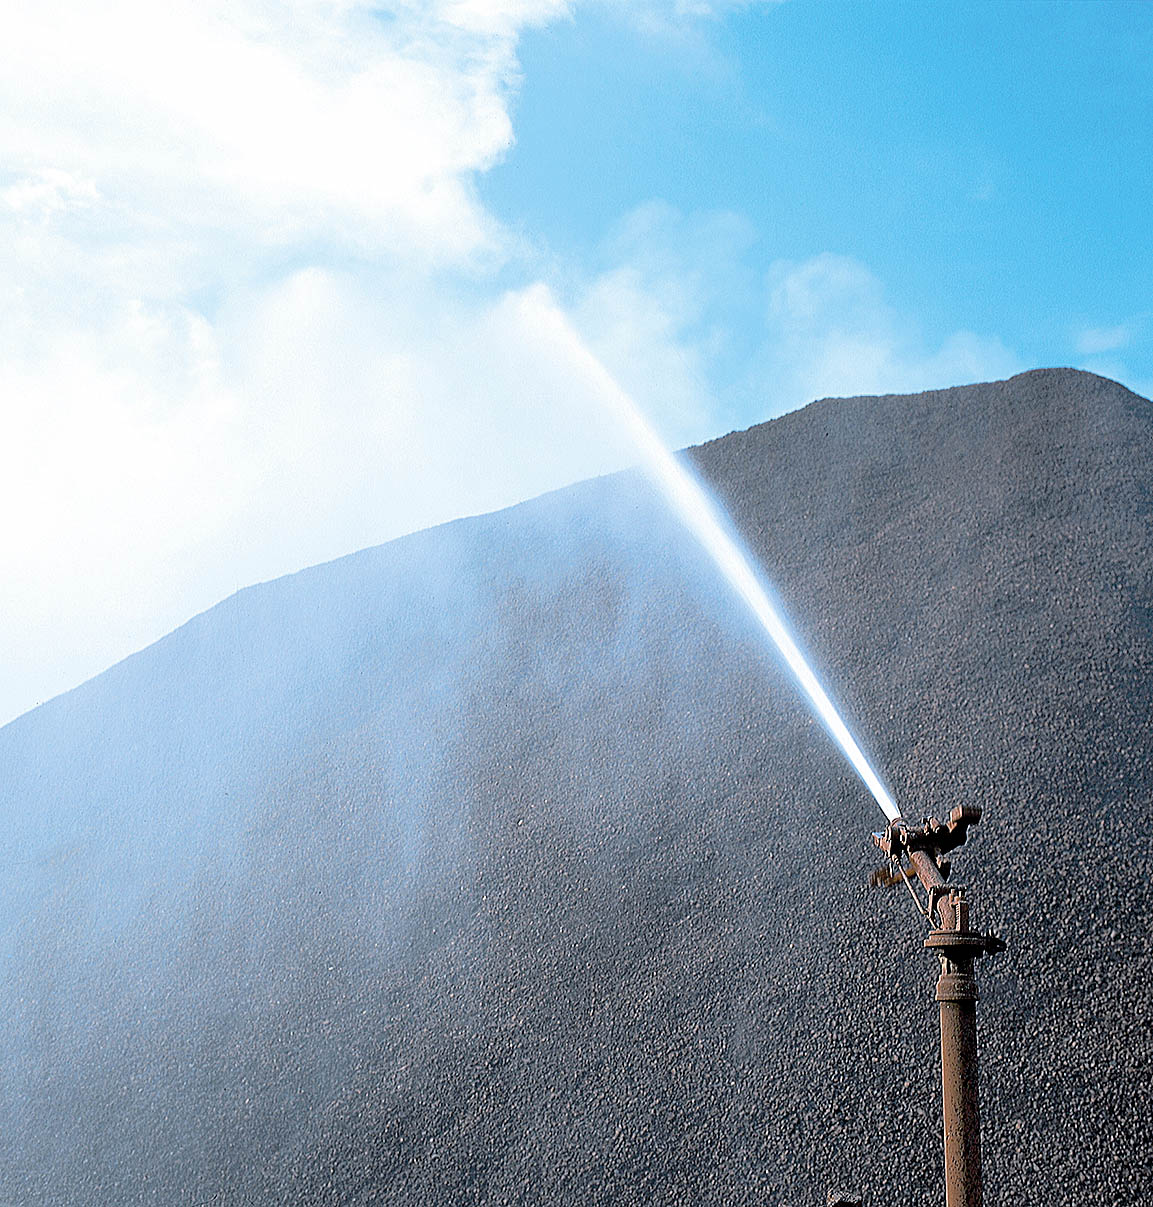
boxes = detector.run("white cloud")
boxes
[596,0,783,51]
[0,2,1018,730]
[0,0,557,268]
[566,201,758,444]
[0,0,593,725]
[1071,315,1149,398]
[7,0,772,729]
[668,0,783,14]
[1,168,102,217]
[1075,321,1137,357]
[608,0,782,26]
[567,211,1021,433]
[750,252,1022,410]
[573,264,713,446]
[439,0,572,35]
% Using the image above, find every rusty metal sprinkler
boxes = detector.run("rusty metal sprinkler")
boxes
[869,805,1006,1207]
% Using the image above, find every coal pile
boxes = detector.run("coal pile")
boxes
[0,367,1149,1205]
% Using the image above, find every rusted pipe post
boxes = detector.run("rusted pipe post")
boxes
[925,889,984,1207]
[870,808,1003,1207]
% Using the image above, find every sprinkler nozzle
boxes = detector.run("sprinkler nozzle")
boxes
[872,807,982,864]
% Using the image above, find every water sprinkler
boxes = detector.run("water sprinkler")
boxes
[870,805,1006,1207]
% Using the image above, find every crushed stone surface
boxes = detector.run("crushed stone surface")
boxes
[0,368,1149,1205]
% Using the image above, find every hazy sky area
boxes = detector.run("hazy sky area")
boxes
[1,0,1150,727]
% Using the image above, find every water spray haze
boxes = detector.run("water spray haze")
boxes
[518,285,900,822]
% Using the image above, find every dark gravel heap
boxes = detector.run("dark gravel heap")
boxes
[1,368,1149,1205]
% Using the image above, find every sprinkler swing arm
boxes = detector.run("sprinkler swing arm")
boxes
[870,804,1004,951]
[868,804,1005,1207]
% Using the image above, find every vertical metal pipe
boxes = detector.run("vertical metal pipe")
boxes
[937,964,981,1207]
[873,812,1002,1207]
[926,893,984,1207]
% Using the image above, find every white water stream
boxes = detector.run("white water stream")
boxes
[522,287,900,821]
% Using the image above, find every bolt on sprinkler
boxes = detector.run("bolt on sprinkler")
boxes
[868,805,1006,1207]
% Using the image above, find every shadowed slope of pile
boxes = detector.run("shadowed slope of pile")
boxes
[0,368,1149,1205]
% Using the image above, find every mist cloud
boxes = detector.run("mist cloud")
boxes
[0,1,1018,728]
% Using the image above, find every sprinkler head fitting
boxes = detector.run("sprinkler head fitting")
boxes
[869,809,988,928]
[872,807,982,863]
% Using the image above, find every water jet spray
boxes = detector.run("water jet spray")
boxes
[517,285,899,822]
[517,286,993,1207]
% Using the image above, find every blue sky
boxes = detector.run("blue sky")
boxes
[485,0,1152,415]
[1,0,1149,725]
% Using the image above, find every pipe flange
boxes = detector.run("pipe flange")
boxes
[936,970,980,1002]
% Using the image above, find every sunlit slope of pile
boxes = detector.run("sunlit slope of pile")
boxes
[0,368,1149,1206]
